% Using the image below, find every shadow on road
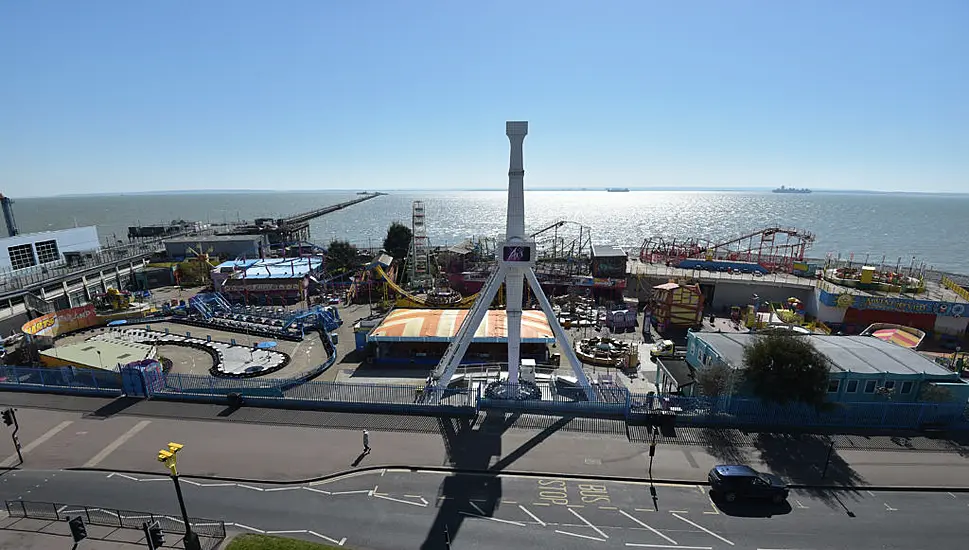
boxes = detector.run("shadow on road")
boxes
[698,427,752,464]
[711,492,793,518]
[420,411,571,550]
[755,433,866,511]
[85,397,142,419]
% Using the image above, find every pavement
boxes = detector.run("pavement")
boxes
[0,392,967,491]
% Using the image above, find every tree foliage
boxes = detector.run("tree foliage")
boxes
[696,362,734,398]
[383,221,413,263]
[326,240,360,274]
[741,332,830,407]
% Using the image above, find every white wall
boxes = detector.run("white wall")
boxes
[934,315,969,336]
[0,226,101,271]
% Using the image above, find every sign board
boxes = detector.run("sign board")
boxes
[818,289,967,317]
[502,245,531,263]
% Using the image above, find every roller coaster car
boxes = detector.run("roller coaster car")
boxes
[650,340,676,358]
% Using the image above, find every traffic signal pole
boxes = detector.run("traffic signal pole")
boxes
[2,408,22,466]
[171,474,202,550]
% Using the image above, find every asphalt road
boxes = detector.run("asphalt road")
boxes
[1,469,967,550]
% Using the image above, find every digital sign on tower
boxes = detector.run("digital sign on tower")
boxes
[502,245,530,263]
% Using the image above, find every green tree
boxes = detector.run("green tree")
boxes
[741,332,830,407]
[326,240,360,274]
[918,383,953,403]
[696,362,735,398]
[382,221,413,263]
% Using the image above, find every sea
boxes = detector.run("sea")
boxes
[10,190,969,275]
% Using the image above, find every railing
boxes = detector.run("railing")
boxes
[477,383,629,415]
[5,500,225,549]
[0,365,122,396]
[941,275,969,302]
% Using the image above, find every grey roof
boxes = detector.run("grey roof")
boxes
[694,332,956,377]
[657,358,695,388]
[592,245,626,258]
[165,235,263,244]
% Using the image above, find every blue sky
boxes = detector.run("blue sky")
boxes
[2,1,966,196]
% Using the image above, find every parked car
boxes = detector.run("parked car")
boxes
[708,465,788,503]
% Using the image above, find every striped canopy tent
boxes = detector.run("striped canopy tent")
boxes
[870,328,922,349]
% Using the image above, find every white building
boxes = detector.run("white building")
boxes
[0,226,101,272]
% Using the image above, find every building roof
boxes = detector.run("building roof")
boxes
[368,309,555,343]
[222,257,324,280]
[165,235,264,244]
[657,358,695,389]
[40,339,155,371]
[592,245,627,258]
[693,332,956,377]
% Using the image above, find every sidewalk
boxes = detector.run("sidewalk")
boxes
[1,392,968,489]
[0,516,176,549]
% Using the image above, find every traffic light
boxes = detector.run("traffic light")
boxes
[68,516,87,542]
[1,409,13,426]
[144,521,165,549]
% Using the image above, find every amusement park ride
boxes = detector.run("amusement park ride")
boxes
[431,121,594,399]
[639,227,815,273]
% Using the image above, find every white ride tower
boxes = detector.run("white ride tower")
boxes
[433,121,593,397]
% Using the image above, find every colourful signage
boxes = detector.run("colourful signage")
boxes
[819,290,966,317]
[21,304,98,337]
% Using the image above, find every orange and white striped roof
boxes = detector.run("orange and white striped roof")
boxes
[368,309,554,343]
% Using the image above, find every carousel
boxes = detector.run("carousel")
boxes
[575,336,638,369]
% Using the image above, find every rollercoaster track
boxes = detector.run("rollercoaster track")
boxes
[373,265,479,308]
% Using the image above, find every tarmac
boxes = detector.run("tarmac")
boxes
[0,392,966,491]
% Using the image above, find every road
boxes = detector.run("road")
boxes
[1,469,966,550]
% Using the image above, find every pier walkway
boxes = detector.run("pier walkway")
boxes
[281,192,384,226]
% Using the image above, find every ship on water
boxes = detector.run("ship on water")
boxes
[606,187,630,192]
[773,185,811,194]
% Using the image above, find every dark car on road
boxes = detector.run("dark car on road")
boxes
[708,465,789,503]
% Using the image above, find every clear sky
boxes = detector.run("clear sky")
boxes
[2,1,966,196]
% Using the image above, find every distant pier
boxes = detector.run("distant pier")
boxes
[223,192,386,244]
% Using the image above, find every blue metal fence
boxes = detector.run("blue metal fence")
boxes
[478,384,629,415]
[0,365,123,396]
[628,393,969,430]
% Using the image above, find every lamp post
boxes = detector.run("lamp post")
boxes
[157,442,203,550]
[96,350,103,370]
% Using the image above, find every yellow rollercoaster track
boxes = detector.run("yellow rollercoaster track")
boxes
[373,265,481,309]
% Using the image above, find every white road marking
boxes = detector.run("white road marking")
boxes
[470,502,486,515]
[264,487,300,492]
[234,523,266,533]
[619,510,677,545]
[672,512,734,546]
[626,545,711,550]
[947,492,957,499]
[82,420,151,467]
[519,505,546,526]
[372,493,428,507]
[884,502,897,511]
[569,508,608,539]
[866,490,876,497]
[555,529,606,542]
[459,512,526,527]
[0,421,73,467]
[308,531,346,546]
[266,530,307,535]
[795,499,809,509]
[236,484,265,492]
[302,487,331,495]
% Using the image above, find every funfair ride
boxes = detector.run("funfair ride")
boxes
[432,121,593,399]
[639,226,815,273]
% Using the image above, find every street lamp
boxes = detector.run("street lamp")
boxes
[157,442,203,550]
[96,350,103,370]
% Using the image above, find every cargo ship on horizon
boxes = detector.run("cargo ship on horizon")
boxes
[773,185,811,194]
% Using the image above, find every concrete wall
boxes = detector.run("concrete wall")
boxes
[164,236,267,261]
[0,227,100,271]
[708,281,813,312]
[933,315,969,336]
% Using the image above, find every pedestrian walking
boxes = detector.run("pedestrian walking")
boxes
[362,430,370,453]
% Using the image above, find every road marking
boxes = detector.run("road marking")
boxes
[884,502,897,512]
[519,505,546,526]
[705,493,720,515]
[634,508,654,512]
[330,490,370,496]
[308,530,346,546]
[1,421,73,467]
[236,484,265,492]
[267,530,308,534]
[372,493,428,507]
[533,502,550,506]
[234,523,266,533]
[866,490,876,497]
[600,506,618,510]
[460,512,526,527]
[470,502,486,515]
[82,420,150,467]
[626,545,711,550]
[555,529,606,542]
[502,500,518,504]
[947,492,957,499]
[264,487,300,492]
[569,508,608,539]
[672,512,734,546]
[795,499,809,509]
[619,509,677,545]
[669,510,689,513]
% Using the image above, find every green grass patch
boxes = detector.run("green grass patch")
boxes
[226,533,345,550]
